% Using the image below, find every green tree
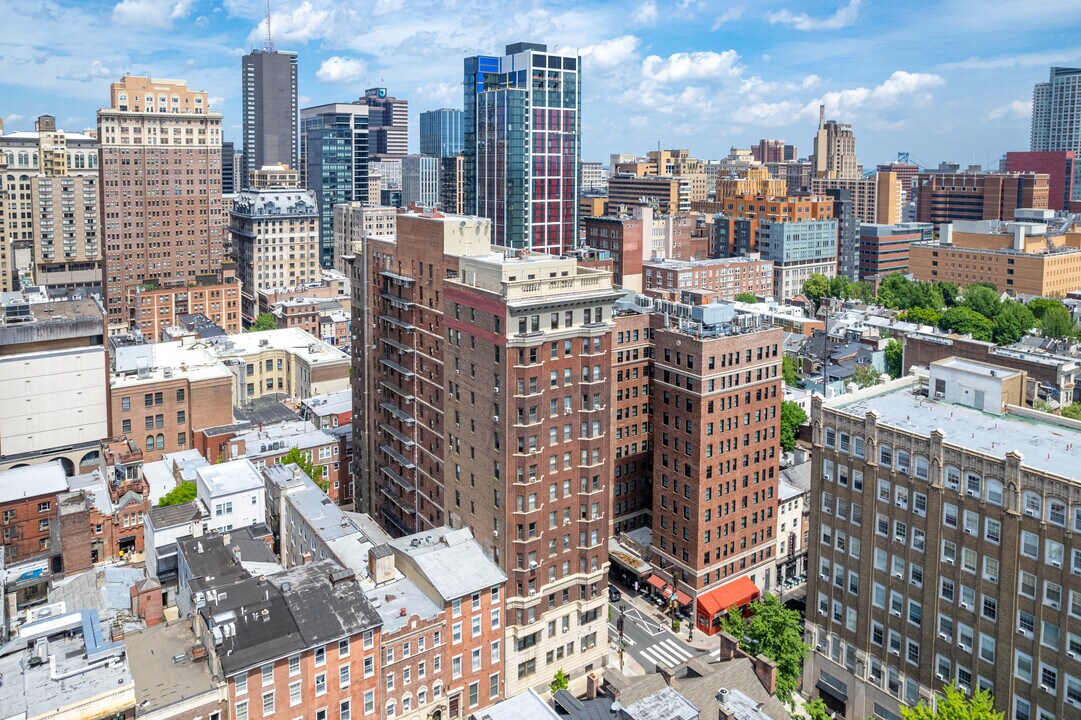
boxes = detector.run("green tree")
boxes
[1062,403,1081,421]
[779,400,808,453]
[961,284,1003,319]
[901,686,1001,720]
[801,274,831,306]
[828,275,851,300]
[734,292,759,303]
[876,274,945,311]
[248,312,277,332]
[1039,303,1078,339]
[159,481,196,507]
[1027,297,1064,320]
[549,669,570,694]
[992,301,1036,344]
[933,281,960,307]
[851,363,881,389]
[898,306,940,326]
[722,594,808,705]
[938,307,994,342]
[884,339,903,379]
[850,281,876,303]
[802,698,832,720]
[782,355,801,386]
[282,447,327,490]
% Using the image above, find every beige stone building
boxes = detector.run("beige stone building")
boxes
[806,357,1081,720]
[715,165,787,207]
[810,172,902,225]
[98,76,225,334]
[249,163,299,188]
[0,115,101,289]
[332,203,397,275]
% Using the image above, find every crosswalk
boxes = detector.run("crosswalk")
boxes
[637,637,695,669]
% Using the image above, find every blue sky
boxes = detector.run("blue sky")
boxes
[2,0,1079,167]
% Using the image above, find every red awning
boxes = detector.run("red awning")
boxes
[674,590,693,606]
[662,585,675,598]
[646,574,667,591]
[696,576,760,618]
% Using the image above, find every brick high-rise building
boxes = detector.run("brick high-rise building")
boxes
[442,251,621,695]
[0,115,101,289]
[810,172,902,225]
[649,304,783,605]
[752,139,796,164]
[98,76,226,335]
[610,310,653,534]
[914,171,1049,231]
[857,222,933,281]
[1005,150,1080,211]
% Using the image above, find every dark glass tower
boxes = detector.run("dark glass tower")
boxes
[241,50,298,184]
[463,42,581,253]
[419,108,463,157]
[299,104,369,269]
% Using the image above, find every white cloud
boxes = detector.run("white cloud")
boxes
[6,113,25,123]
[112,0,196,28]
[632,0,658,26]
[712,5,745,31]
[767,0,861,31]
[248,1,330,45]
[208,96,225,110]
[316,56,368,83]
[579,36,640,70]
[374,0,404,17]
[988,99,1031,121]
[642,50,742,83]
[57,60,116,82]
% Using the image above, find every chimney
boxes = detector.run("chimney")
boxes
[368,544,395,584]
[716,631,740,661]
[586,672,599,700]
[750,654,778,696]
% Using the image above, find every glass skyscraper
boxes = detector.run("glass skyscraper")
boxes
[463,42,580,253]
[300,104,369,269]
[419,108,463,157]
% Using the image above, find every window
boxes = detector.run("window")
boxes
[364,690,375,715]
[261,691,275,716]
[289,680,301,706]
[235,674,247,695]
[235,701,248,720]
[340,664,350,689]
[315,672,327,695]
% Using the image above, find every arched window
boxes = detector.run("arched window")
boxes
[896,450,910,474]
[155,433,165,450]
[433,681,443,698]
[74,153,85,169]
[823,425,836,448]
[943,465,961,491]
[1047,498,1067,527]
[985,478,1003,506]
[17,152,28,166]
[1023,491,1042,517]
[88,154,98,169]
[878,443,893,468]
[418,687,428,705]
[913,455,929,481]
[964,472,982,498]
[31,153,37,167]
[402,694,412,712]
[145,435,154,451]
[386,700,396,717]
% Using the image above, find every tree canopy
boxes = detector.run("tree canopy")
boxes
[1039,303,1078,340]
[851,363,882,389]
[720,594,808,705]
[900,686,1001,720]
[734,292,759,303]
[782,355,801,386]
[282,446,326,489]
[248,312,277,332]
[780,400,808,453]
[801,274,831,306]
[159,481,196,507]
[938,306,994,342]
[961,284,1003,319]
[1027,297,1063,319]
[877,275,946,311]
[549,669,570,694]
[803,698,831,720]
[991,301,1035,345]
[884,339,903,379]
[1062,403,1081,421]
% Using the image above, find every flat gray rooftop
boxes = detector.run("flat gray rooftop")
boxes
[835,387,1081,481]
[125,622,219,714]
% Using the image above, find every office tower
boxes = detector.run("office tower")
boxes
[856,222,933,281]
[401,154,440,208]
[649,308,783,598]
[1030,66,1081,152]
[221,140,236,194]
[443,251,619,695]
[0,115,101,289]
[371,159,402,190]
[98,76,226,335]
[811,172,902,225]
[356,87,408,160]
[241,49,299,183]
[823,188,859,282]
[914,171,1049,231]
[300,103,370,269]
[580,161,605,191]
[811,105,859,180]
[332,202,396,275]
[1005,150,1080,211]
[607,175,689,214]
[419,108,463,157]
[805,357,1081,720]
[230,187,319,320]
[464,42,581,253]
[752,139,796,164]
[355,211,491,527]
[440,155,465,214]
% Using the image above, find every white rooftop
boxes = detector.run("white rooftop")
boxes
[0,462,69,504]
[195,459,263,496]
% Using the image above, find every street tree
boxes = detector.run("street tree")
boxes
[901,686,1001,720]
[780,400,808,453]
[722,594,808,705]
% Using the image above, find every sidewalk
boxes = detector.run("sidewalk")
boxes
[612,579,718,653]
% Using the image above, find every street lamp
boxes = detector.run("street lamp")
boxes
[617,603,626,670]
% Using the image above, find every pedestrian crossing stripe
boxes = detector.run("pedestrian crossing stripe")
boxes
[638,638,694,668]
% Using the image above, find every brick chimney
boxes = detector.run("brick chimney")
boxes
[749,654,777,696]
[716,631,740,661]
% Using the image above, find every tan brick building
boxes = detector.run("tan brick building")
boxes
[914,171,1049,230]
[610,310,653,534]
[98,76,225,335]
[134,265,241,338]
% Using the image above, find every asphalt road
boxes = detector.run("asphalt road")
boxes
[608,600,707,672]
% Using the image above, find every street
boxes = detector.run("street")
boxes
[609,596,707,673]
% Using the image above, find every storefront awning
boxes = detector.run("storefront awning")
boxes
[662,586,675,599]
[646,574,667,591]
[674,590,693,606]
[696,576,760,618]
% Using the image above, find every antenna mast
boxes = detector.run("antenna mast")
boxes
[263,0,275,53]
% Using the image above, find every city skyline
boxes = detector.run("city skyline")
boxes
[1,0,1078,166]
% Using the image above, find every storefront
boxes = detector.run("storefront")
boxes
[695,576,760,636]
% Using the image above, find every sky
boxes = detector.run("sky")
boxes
[1,0,1079,168]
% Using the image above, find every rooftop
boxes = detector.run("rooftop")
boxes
[0,462,69,504]
[300,389,352,418]
[388,527,506,602]
[196,459,264,496]
[124,622,220,715]
[474,688,560,720]
[146,500,203,530]
[832,378,1081,481]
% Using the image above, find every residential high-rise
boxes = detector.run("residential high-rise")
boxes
[823,188,859,282]
[230,187,319,320]
[332,202,396,275]
[608,175,689,215]
[649,306,783,600]
[0,115,101,289]
[811,105,859,180]
[811,172,902,225]
[241,49,299,183]
[464,42,581,253]
[221,140,236,194]
[98,76,226,335]
[443,250,619,695]
[914,171,1049,231]
[300,103,370,268]
[580,161,606,191]
[804,357,1081,720]
[1030,66,1081,153]
[876,161,921,204]
[401,154,440,208]
[752,139,796,163]
[419,108,463,157]
[440,155,465,214]
[356,87,408,160]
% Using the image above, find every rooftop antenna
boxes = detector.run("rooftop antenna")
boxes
[263,0,275,53]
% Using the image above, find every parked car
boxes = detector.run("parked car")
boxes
[608,586,622,603]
